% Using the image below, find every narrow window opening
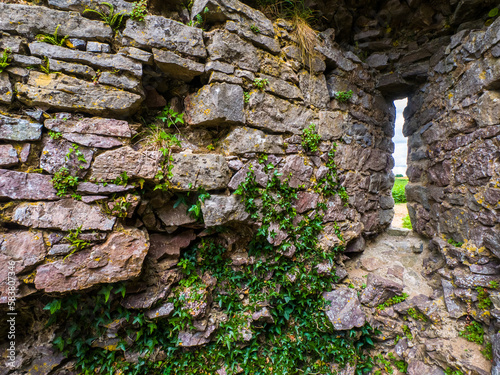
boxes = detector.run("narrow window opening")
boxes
[391,98,409,229]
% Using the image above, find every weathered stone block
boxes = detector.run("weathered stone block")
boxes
[359,273,403,307]
[201,194,250,226]
[48,58,96,80]
[224,21,280,54]
[40,138,93,177]
[206,29,260,72]
[318,111,346,140]
[90,146,163,181]
[475,90,500,126]
[16,72,143,116]
[0,73,13,104]
[153,48,205,81]
[35,227,148,292]
[221,127,284,154]
[0,231,46,304]
[298,71,329,108]
[278,155,313,188]
[12,199,116,231]
[192,0,274,37]
[245,91,316,134]
[0,145,19,167]
[0,170,59,200]
[185,83,245,126]
[156,201,197,227]
[323,289,366,330]
[0,115,42,141]
[170,153,231,191]
[0,3,113,40]
[149,231,196,261]
[123,16,206,58]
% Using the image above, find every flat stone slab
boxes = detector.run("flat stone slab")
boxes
[0,3,113,40]
[153,48,205,81]
[29,42,142,77]
[0,169,59,200]
[48,0,133,13]
[16,72,143,116]
[90,146,163,181]
[76,182,136,195]
[0,115,42,141]
[12,199,116,231]
[45,114,132,137]
[123,16,206,58]
[170,153,231,191]
[35,227,149,293]
[387,227,411,236]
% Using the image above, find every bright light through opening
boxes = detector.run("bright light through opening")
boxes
[393,98,408,177]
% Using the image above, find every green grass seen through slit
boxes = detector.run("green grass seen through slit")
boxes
[392,177,408,203]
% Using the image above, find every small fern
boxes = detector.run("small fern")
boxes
[0,49,11,73]
[83,2,127,31]
[36,25,68,47]
[40,57,51,74]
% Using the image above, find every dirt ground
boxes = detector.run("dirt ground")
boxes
[392,203,408,228]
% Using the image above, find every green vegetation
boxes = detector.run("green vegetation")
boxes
[253,77,269,90]
[373,352,407,374]
[83,2,127,31]
[392,177,408,204]
[36,24,68,46]
[243,91,251,103]
[301,123,321,152]
[48,130,62,140]
[407,307,427,322]
[44,139,380,374]
[459,321,483,345]
[250,24,260,33]
[0,49,11,73]
[402,214,412,230]
[65,143,87,169]
[476,286,493,310]
[402,325,413,341]
[334,90,353,103]
[486,7,499,25]
[187,6,208,29]
[447,238,463,247]
[40,56,50,74]
[131,0,148,21]
[490,280,499,289]
[113,171,129,186]
[445,368,464,375]
[481,342,493,360]
[315,144,349,204]
[376,293,409,310]
[64,226,90,259]
[51,167,79,198]
[138,105,184,190]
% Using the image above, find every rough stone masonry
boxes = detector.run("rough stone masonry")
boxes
[0,0,499,374]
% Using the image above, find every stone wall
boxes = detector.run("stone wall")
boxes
[0,0,499,374]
